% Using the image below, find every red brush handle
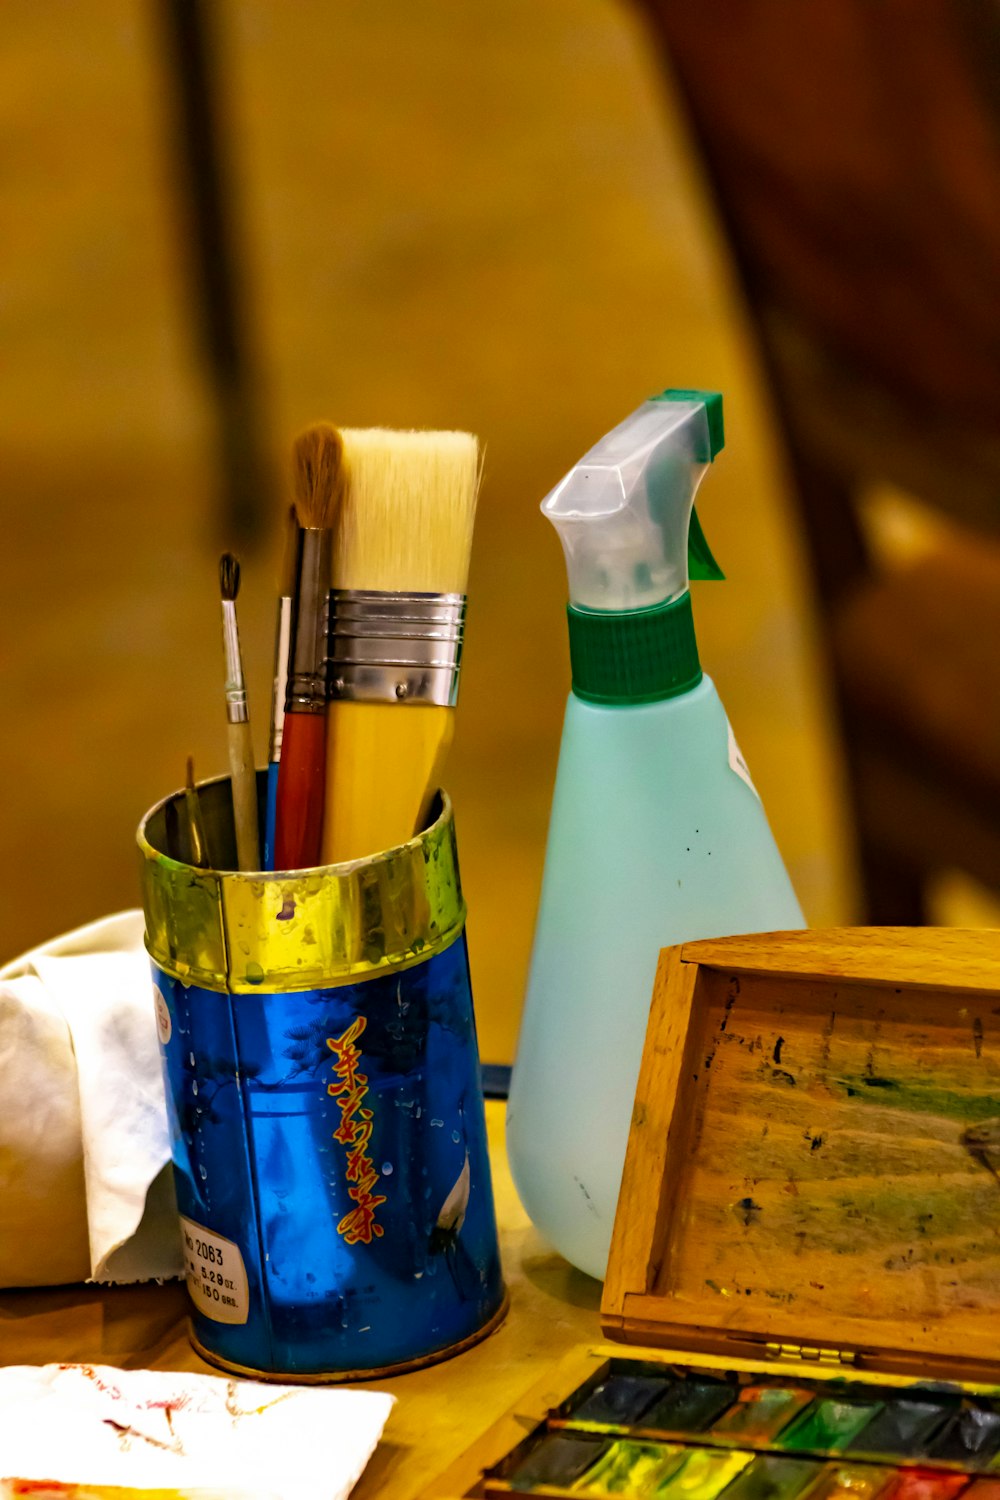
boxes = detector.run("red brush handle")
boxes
[273,710,327,870]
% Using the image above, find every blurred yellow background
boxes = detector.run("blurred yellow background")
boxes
[3,1,994,1063]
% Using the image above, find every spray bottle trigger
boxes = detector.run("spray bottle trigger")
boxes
[688,507,725,581]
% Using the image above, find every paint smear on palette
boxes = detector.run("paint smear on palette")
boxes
[879,1469,972,1500]
[652,1446,754,1498]
[573,1440,683,1495]
[507,1432,610,1489]
[711,1388,814,1442]
[807,1463,894,1500]
[780,1399,883,1453]
[719,1453,818,1500]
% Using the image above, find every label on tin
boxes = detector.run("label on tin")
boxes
[326,1015,387,1246]
[728,721,761,801]
[179,1215,249,1325]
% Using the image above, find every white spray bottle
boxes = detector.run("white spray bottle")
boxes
[507,389,805,1280]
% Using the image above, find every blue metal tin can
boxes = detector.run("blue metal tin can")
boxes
[138,776,506,1380]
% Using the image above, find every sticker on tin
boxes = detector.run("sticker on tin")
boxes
[728,721,761,801]
[153,984,172,1046]
[179,1215,249,1325]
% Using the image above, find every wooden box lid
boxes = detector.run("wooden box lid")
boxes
[602,929,1000,1382]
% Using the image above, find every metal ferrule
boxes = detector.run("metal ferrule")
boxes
[286,529,332,716]
[221,599,249,725]
[327,590,466,707]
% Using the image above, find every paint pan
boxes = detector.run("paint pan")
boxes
[573,1439,685,1495]
[506,1432,611,1489]
[641,1380,740,1434]
[929,1409,1000,1467]
[711,1387,814,1442]
[851,1402,952,1458]
[806,1463,895,1500]
[652,1446,755,1498]
[878,1469,971,1500]
[718,1453,818,1500]
[572,1373,676,1425]
[780,1399,884,1453]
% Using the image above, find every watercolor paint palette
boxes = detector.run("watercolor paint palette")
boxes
[422,1343,1000,1500]
[423,932,1000,1499]
[481,1352,1000,1498]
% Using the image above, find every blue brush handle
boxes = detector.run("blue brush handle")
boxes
[263,758,279,871]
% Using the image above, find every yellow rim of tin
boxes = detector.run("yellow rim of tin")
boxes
[137,777,465,993]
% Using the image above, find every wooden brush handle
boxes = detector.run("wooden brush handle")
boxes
[228,720,260,872]
[321,702,453,865]
[274,710,327,870]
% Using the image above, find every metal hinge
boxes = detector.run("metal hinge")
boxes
[765,1342,858,1366]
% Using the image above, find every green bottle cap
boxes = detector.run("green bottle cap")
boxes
[567,592,702,705]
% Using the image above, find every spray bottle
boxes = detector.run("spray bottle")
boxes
[507,389,804,1280]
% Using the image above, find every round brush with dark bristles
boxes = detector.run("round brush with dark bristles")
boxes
[273,424,346,870]
[220,551,260,871]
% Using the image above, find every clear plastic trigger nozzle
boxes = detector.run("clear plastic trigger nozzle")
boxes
[542,394,720,612]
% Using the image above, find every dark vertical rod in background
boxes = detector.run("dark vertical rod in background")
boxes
[157,0,270,546]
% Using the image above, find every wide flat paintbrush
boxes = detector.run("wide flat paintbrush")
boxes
[321,428,480,865]
[273,424,345,870]
[219,552,260,872]
[263,504,302,870]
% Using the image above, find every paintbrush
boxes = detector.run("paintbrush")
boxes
[263,504,303,870]
[273,424,346,870]
[219,552,261,872]
[321,428,480,865]
[184,754,211,868]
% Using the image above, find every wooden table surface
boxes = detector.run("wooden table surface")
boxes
[0,1101,603,1498]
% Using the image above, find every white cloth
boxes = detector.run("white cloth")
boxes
[0,1364,394,1498]
[0,911,183,1286]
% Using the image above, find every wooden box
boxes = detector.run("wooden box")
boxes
[426,928,1000,1498]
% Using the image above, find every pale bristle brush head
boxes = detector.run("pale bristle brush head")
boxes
[334,428,480,594]
[293,423,347,531]
[219,551,241,602]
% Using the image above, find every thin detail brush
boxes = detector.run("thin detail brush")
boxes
[321,428,480,864]
[219,552,261,872]
[263,504,303,869]
[273,424,345,870]
[184,755,211,868]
